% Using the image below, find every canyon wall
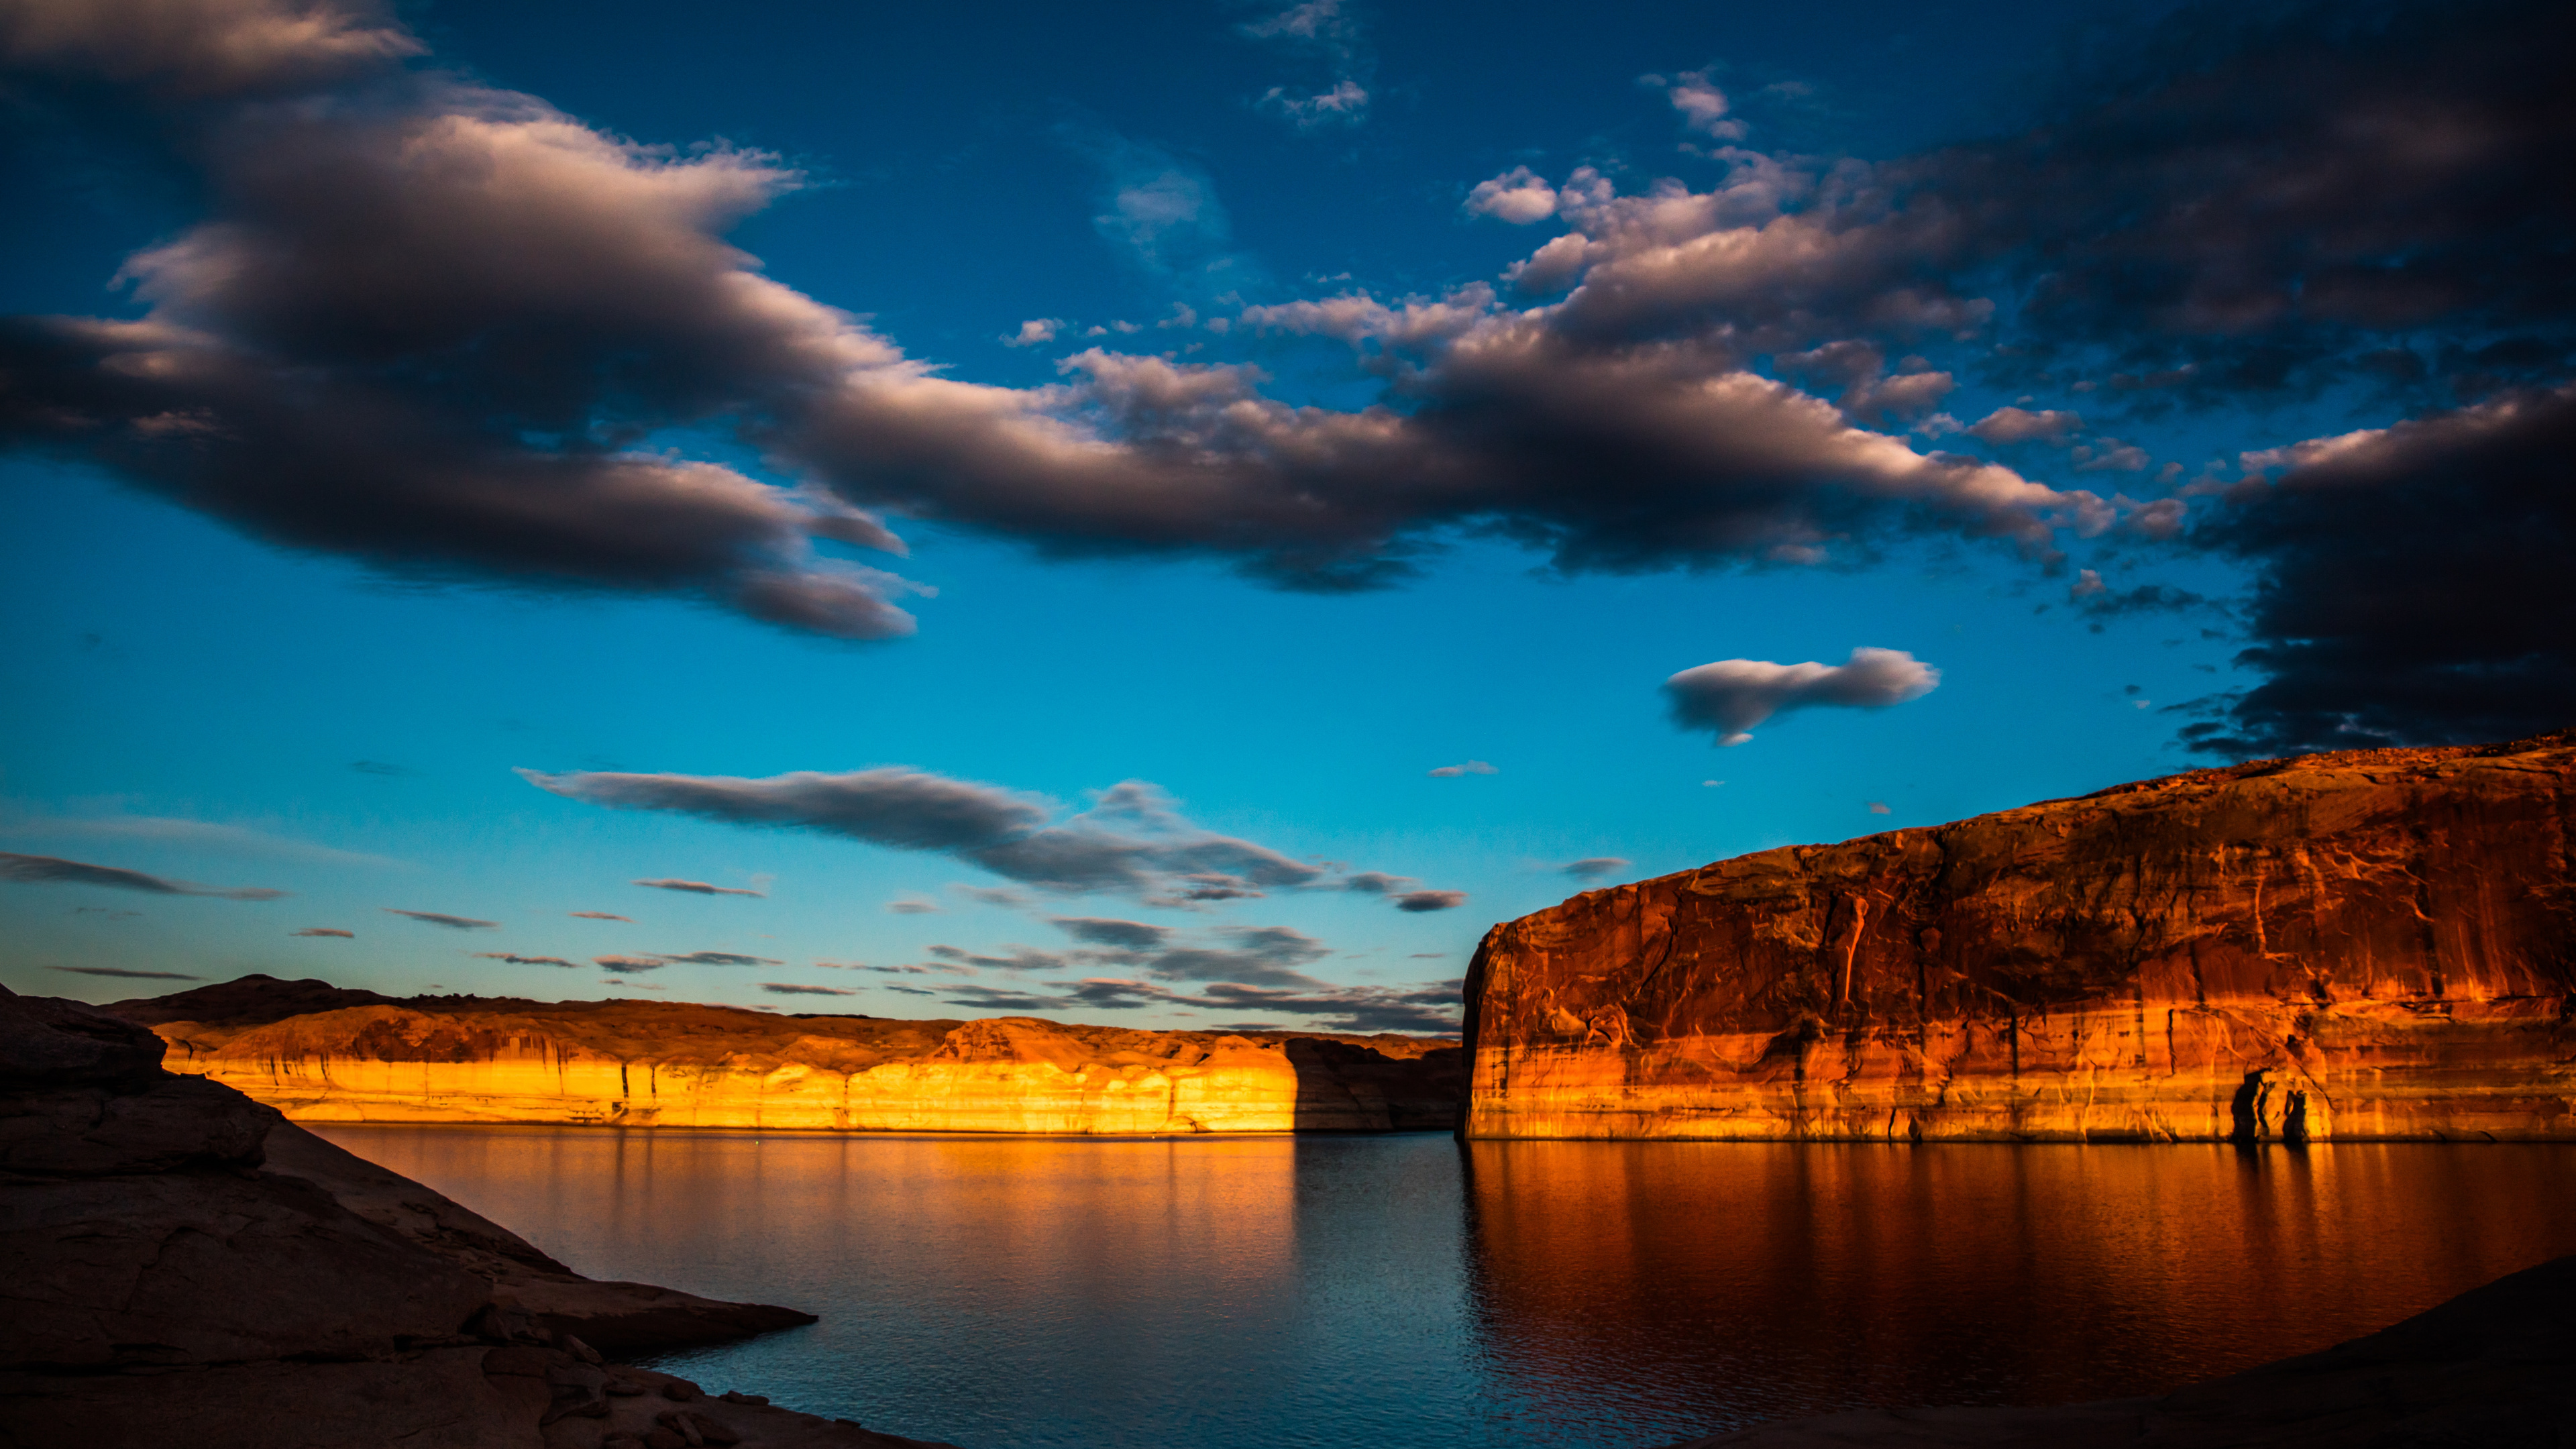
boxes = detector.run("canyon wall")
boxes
[129,987,1460,1134]
[1460,733,2576,1141]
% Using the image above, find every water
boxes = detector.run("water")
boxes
[313,1127,2576,1448]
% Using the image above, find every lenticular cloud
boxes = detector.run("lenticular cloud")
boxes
[1663,647,1941,746]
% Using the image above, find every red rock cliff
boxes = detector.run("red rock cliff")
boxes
[1460,733,2576,1141]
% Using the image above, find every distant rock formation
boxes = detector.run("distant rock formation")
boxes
[105,979,1461,1134]
[0,983,955,1448]
[1462,731,2576,1140]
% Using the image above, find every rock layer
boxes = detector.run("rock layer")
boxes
[0,982,959,1449]
[115,982,1460,1134]
[1461,733,2576,1141]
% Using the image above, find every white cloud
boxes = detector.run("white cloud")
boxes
[1426,760,1497,777]
[1464,167,1560,225]
[1002,319,1061,347]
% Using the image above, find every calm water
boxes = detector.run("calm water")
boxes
[315,1127,2576,1448]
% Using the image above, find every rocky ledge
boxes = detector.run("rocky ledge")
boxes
[110,979,1460,1134]
[1462,731,2576,1140]
[0,983,957,1449]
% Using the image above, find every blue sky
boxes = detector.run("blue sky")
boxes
[3,0,2565,1028]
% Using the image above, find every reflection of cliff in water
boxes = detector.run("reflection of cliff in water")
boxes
[1456,1140,2576,1438]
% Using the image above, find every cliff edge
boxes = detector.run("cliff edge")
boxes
[1462,731,2576,1140]
[108,981,1461,1134]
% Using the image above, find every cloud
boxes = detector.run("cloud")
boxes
[48,965,203,981]
[761,982,858,996]
[1968,408,2082,445]
[1561,856,1631,881]
[521,767,1332,903]
[1664,646,1941,745]
[0,850,286,899]
[940,971,1462,1034]
[656,951,780,966]
[1049,916,1171,951]
[1083,137,1263,297]
[593,955,665,974]
[568,911,631,921]
[1464,168,1559,225]
[2178,380,2576,755]
[950,885,1028,908]
[1867,801,1892,814]
[28,815,398,868]
[633,877,764,896]
[1340,871,1412,894]
[350,759,411,775]
[1654,69,1748,140]
[885,898,941,914]
[1240,0,1371,130]
[475,952,576,967]
[1393,890,1467,912]
[1002,319,1061,348]
[383,908,498,928]
[292,926,355,937]
[1426,760,1497,777]
[0,0,423,99]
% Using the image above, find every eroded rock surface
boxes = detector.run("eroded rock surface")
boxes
[110,983,1459,1133]
[0,984,953,1449]
[1463,732,2576,1140]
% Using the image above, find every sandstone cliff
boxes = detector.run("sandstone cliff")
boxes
[0,983,956,1449]
[1461,731,2576,1141]
[113,979,1460,1134]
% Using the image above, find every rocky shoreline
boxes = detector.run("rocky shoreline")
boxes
[0,983,957,1449]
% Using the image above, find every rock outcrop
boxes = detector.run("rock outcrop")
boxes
[1672,1250,2576,1447]
[0,983,955,1449]
[1462,732,2576,1140]
[109,980,1460,1134]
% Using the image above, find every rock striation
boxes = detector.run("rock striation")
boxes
[1462,732,2576,1141]
[111,979,1460,1134]
[0,983,956,1449]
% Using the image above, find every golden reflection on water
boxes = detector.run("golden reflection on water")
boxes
[1460,1140,2576,1424]
[319,1128,2576,1448]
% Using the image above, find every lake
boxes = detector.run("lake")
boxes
[313,1127,2576,1448]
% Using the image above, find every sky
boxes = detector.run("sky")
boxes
[2,0,2567,1032]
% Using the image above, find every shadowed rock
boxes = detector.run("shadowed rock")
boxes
[0,984,955,1448]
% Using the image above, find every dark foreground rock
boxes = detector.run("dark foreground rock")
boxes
[0,984,957,1449]
[1674,1252,2576,1448]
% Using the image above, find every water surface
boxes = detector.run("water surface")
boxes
[316,1128,2576,1448]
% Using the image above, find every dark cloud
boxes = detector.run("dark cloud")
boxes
[48,965,203,980]
[1050,916,1171,950]
[653,951,781,966]
[883,983,936,996]
[761,982,857,996]
[633,878,764,896]
[950,885,1028,908]
[926,944,1068,972]
[593,955,665,974]
[522,767,1334,903]
[0,850,286,900]
[2179,382,2576,755]
[1393,890,1468,912]
[1664,647,1941,746]
[938,969,1460,1034]
[1341,871,1413,894]
[383,908,497,929]
[568,911,631,921]
[885,898,941,914]
[475,952,576,967]
[292,926,355,937]
[1561,857,1631,881]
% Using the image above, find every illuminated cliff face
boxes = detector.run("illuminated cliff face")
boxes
[150,1004,1460,1134]
[1461,733,2576,1142]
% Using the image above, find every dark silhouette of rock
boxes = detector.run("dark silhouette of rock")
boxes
[1463,731,2576,1140]
[0,983,958,1448]
[1669,1252,2576,1446]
